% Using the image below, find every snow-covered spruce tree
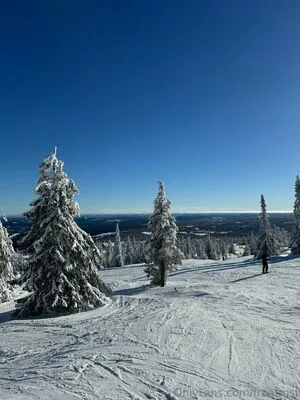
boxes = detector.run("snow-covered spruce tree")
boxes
[19,151,57,254]
[220,240,228,260]
[104,240,114,268]
[228,241,235,255]
[131,237,147,264]
[18,151,59,289]
[214,240,221,259]
[273,226,289,251]
[290,175,300,254]
[255,195,279,258]
[137,240,148,263]
[177,236,186,259]
[145,182,182,286]
[111,223,124,267]
[0,221,15,302]
[186,235,194,259]
[249,231,256,255]
[131,237,138,262]
[15,152,110,317]
[124,236,134,265]
[133,237,146,263]
[195,238,207,259]
[205,233,218,260]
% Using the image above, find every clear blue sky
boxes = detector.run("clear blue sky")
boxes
[0,0,299,215]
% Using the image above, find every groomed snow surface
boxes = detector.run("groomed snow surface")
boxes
[1,255,300,400]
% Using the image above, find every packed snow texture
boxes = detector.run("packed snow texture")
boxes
[0,255,300,399]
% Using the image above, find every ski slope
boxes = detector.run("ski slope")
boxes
[0,255,300,399]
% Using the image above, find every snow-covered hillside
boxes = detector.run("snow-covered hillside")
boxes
[0,256,299,399]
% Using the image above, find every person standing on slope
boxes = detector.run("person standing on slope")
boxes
[262,253,269,274]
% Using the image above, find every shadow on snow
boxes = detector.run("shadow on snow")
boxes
[113,284,150,297]
[0,309,14,325]
[169,258,260,278]
[230,273,263,283]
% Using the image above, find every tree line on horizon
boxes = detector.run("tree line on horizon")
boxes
[95,218,291,269]
[0,150,300,315]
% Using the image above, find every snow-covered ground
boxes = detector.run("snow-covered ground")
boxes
[1,255,300,400]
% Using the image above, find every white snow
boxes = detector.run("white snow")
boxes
[1,255,300,399]
[93,232,115,239]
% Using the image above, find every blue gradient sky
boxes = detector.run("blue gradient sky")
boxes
[0,1,299,215]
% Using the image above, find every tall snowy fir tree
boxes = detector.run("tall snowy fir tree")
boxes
[18,150,59,289]
[145,181,182,286]
[0,221,15,303]
[15,151,110,317]
[290,175,300,254]
[111,223,124,267]
[19,151,57,254]
[255,195,279,258]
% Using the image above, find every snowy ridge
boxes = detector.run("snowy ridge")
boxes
[0,255,300,399]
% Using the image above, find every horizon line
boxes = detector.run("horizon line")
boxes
[4,210,293,217]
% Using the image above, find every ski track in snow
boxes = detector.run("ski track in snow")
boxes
[0,256,300,399]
